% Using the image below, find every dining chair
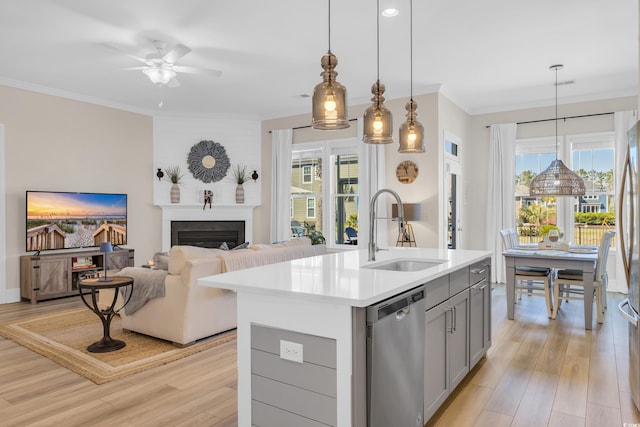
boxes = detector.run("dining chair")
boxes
[500,228,555,318]
[345,227,358,245]
[552,230,615,322]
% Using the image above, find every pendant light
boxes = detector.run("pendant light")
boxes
[363,0,393,144]
[312,0,349,130]
[529,65,586,197]
[398,0,424,153]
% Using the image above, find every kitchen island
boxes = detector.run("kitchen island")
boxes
[198,247,491,427]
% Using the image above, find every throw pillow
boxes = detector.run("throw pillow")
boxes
[219,242,230,251]
[152,252,169,270]
[232,241,250,250]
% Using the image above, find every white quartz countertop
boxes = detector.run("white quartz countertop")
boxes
[198,247,491,307]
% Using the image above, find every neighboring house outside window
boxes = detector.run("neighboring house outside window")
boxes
[290,139,359,246]
[514,132,615,247]
[306,197,316,218]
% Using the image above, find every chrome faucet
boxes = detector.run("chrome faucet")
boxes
[369,189,405,261]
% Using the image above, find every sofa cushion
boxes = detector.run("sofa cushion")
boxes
[168,245,226,275]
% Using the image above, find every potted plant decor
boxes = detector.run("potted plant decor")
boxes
[231,164,250,204]
[164,165,183,203]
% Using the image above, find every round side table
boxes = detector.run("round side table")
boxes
[78,276,134,353]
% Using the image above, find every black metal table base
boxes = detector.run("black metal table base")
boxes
[78,276,134,354]
[87,337,126,353]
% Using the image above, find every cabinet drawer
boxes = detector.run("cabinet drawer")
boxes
[450,267,470,295]
[425,275,449,310]
[470,259,490,285]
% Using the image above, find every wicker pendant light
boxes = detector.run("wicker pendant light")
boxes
[363,0,393,144]
[398,0,424,153]
[311,0,349,130]
[529,65,585,197]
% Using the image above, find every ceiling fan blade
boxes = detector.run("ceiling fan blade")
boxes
[174,65,223,78]
[100,42,148,64]
[122,66,147,71]
[163,44,191,63]
[167,77,181,88]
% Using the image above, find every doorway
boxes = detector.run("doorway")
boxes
[444,132,463,249]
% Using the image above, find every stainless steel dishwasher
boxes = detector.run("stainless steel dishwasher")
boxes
[367,285,425,427]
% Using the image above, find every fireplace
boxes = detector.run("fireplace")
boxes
[171,221,245,248]
[158,204,255,252]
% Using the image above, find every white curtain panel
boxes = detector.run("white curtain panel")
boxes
[613,110,637,293]
[270,129,293,243]
[358,118,387,249]
[486,123,517,283]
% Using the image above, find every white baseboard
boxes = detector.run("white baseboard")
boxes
[3,288,20,304]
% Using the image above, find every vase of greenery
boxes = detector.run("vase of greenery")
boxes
[232,164,250,204]
[165,165,183,204]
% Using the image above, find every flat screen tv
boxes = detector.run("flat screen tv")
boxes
[26,191,127,252]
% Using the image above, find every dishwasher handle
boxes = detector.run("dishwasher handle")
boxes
[618,298,638,326]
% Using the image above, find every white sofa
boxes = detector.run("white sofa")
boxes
[101,238,327,346]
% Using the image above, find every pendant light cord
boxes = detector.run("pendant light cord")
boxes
[410,0,413,100]
[555,66,558,161]
[376,0,380,82]
[328,0,331,52]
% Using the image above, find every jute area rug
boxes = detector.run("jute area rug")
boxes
[0,309,236,385]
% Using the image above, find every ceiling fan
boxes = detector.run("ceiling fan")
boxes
[126,40,222,88]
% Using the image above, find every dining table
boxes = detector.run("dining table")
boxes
[503,246,598,330]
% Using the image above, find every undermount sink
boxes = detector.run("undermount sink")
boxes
[363,258,447,272]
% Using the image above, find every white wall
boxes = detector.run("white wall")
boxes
[153,116,262,207]
[0,85,157,302]
[465,96,637,253]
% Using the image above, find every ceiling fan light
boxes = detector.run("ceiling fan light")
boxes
[143,67,176,85]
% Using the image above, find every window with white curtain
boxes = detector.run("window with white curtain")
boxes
[515,132,615,246]
[290,139,359,247]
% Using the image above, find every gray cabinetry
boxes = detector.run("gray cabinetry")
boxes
[469,258,491,366]
[424,281,469,421]
[424,258,491,423]
[20,248,134,303]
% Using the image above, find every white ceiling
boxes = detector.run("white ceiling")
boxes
[0,0,637,119]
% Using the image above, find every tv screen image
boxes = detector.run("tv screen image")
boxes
[26,191,127,252]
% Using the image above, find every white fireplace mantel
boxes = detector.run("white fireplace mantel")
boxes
[157,204,257,252]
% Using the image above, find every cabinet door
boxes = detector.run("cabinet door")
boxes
[449,290,469,390]
[424,302,450,421]
[35,257,70,299]
[469,279,491,367]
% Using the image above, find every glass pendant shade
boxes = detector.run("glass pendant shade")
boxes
[363,81,393,144]
[312,52,349,130]
[529,159,586,196]
[398,99,424,152]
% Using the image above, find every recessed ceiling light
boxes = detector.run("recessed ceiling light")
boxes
[381,8,399,17]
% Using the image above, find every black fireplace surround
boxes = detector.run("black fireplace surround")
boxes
[171,221,245,249]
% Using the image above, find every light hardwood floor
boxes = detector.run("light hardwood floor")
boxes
[0,285,639,426]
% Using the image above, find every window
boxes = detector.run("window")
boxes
[290,198,293,218]
[290,139,359,247]
[306,197,316,218]
[515,132,615,247]
[302,165,313,183]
